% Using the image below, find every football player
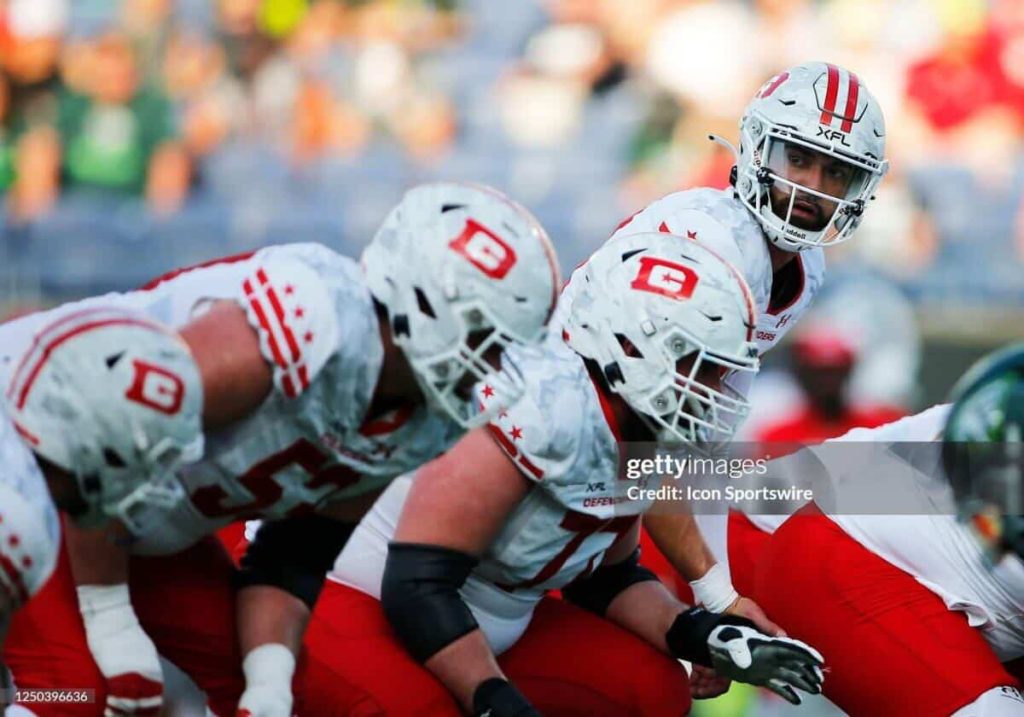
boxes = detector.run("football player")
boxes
[737,345,1024,715]
[320,231,826,715]
[600,61,890,615]
[0,309,204,712]
[0,182,561,717]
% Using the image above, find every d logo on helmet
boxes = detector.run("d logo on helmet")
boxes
[448,219,518,279]
[125,360,185,415]
[630,257,700,301]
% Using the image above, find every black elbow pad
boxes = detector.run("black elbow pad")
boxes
[234,515,355,609]
[562,547,658,616]
[381,542,480,662]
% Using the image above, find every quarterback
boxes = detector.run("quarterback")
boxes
[320,232,826,715]
[0,182,560,717]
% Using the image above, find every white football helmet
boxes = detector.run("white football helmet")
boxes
[722,61,889,252]
[362,181,561,427]
[6,308,204,534]
[564,231,759,445]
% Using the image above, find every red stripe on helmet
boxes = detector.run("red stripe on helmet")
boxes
[841,72,860,133]
[819,64,840,127]
[14,318,166,410]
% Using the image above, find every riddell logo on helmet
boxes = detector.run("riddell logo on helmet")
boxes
[630,257,699,301]
[125,360,185,415]
[448,219,518,279]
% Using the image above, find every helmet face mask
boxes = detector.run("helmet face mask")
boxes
[627,331,755,447]
[363,182,560,428]
[731,62,889,252]
[403,302,527,427]
[564,231,759,448]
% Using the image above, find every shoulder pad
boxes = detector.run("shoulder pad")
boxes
[483,344,587,483]
[240,251,342,398]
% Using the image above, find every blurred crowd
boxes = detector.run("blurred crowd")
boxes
[0,0,1023,310]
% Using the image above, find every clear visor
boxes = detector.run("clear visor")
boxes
[410,305,530,429]
[764,138,870,232]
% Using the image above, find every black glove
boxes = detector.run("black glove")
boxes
[667,607,824,705]
[472,678,541,717]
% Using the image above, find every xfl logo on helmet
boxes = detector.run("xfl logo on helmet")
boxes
[630,257,699,301]
[816,126,851,146]
[125,360,185,415]
[449,219,518,279]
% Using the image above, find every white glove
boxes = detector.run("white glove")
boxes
[236,644,295,717]
[708,622,825,705]
[77,584,163,717]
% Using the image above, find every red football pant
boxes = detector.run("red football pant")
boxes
[751,505,1019,716]
[4,535,244,717]
[299,580,694,716]
[637,512,765,607]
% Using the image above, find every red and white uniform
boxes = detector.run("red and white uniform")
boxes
[0,244,460,716]
[0,244,462,554]
[0,407,59,609]
[312,338,690,715]
[750,406,1024,659]
[745,408,1024,715]
[568,188,825,570]
[335,338,656,649]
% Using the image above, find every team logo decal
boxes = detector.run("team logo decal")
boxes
[630,257,699,301]
[125,360,185,415]
[449,219,518,279]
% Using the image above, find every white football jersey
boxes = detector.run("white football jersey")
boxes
[750,405,1024,662]
[0,244,462,555]
[332,339,657,653]
[0,406,60,605]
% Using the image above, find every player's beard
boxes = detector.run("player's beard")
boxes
[770,188,831,231]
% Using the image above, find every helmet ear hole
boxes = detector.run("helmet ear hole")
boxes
[603,362,625,386]
[392,314,410,338]
[82,474,101,495]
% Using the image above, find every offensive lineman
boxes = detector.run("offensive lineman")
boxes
[739,345,1024,714]
[0,182,561,717]
[319,232,826,715]
[1,308,205,712]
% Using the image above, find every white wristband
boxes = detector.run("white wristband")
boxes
[689,563,739,613]
[242,643,296,689]
[77,584,136,638]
